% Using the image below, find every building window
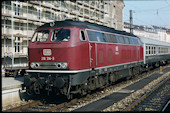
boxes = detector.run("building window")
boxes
[37,9,41,19]
[15,37,22,53]
[14,4,20,15]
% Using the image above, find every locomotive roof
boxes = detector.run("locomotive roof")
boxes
[38,19,137,37]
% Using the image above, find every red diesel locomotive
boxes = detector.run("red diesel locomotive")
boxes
[23,20,170,99]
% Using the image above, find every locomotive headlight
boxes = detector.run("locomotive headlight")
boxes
[61,62,68,69]
[35,63,40,68]
[56,63,62,68]
[55,62,68,69]
[30,63,36,68]
[30,62,39,68]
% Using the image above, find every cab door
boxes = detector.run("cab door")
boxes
[89,43,96,69]
[137,46,140,62]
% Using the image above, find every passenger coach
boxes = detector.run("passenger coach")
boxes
[139,36,170,68]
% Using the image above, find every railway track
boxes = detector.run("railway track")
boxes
[162,100,170,112]
[3,65,170,112]
[123,76,170,111]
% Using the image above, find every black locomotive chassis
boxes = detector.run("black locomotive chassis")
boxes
[23,71,90,97]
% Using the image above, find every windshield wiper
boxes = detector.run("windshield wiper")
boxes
[54,28,63,42]
[55,28,63,35]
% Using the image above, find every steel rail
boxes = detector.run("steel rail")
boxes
[123,76,170,111]
[43,98,78,112]
[4,100,42,112]
[161,100,170,112]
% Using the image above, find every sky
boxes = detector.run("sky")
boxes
[123,0,170,29]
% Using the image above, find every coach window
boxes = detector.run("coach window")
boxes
[159,47,161,53]
[161,48,163,53]
[86,30,98,42]
[154,47,156,54]
[151,46,153,54]
[80,30,86,41]
[149,46,151,54]
[166,48,168,53]
[163,48,165,53]
[151,46,154,54]
[146,46,148,55]
[165,48,167,53]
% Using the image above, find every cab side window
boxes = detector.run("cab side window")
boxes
[80,30,86,41]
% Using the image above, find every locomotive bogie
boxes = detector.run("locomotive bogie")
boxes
[24,73,71,95]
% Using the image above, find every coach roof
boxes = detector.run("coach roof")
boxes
[139,36,170,47]
[38,19,137,37]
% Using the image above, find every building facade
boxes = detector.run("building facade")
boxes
[1,0,124,69]
[124,22,170,43]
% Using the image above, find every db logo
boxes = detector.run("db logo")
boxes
[43,49,52,56]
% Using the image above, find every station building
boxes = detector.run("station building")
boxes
[1,0,124,71]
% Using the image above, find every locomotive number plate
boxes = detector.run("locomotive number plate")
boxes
[41,56,55,61]
[43,49,51,56]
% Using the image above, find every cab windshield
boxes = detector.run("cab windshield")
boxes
[31,30,49,42]
[51,29,70,42]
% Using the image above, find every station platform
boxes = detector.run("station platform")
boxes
[2,73,24,110]
[2,74,23,91]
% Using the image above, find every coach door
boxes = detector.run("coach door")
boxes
[89,43,96,69]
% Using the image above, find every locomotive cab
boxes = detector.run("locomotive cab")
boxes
[28,27,89,70]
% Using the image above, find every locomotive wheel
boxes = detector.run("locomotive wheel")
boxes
[132,66,140,78]
[34,82,41,94]
[81,89,87,96]
[126,75,132,80]
[26,85,34,96]
[126,68,133,80]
